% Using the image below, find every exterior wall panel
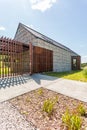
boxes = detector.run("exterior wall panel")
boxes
[14,24,36,44]
[33,46,53,73]
[14,25,80,72]
[0,37,30,78]
[33,38,72,72]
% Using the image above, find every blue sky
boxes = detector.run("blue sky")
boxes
[0,0,87,63]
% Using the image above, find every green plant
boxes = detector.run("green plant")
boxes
[43,96,58,116]
[44,70,87,82]
[70,114,82,130]
[83,69,87,78]
[62,109,82,130]
[81,63,87,68]
[43,98,54,116]
[37,88,43,95]
[77,103,86,116]
[62,109,71,128]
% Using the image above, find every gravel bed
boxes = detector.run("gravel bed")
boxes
[0,101,37,130]
[1,87,87,130]
[10,87,87,130]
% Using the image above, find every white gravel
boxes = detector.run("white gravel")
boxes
[0,101,37,130]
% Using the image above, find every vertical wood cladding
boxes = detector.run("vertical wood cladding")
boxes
[0,37,30,78]
[0,38,23,78]
[33,46,53,73]
[0,37,53,78]
[76,56,81,70]
[29,43,33,74]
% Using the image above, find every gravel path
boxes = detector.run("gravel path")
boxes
[0,101,37,130]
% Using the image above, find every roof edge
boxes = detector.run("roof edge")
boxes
[15,23,80,56]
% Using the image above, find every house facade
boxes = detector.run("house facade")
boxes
[14,23,81,73]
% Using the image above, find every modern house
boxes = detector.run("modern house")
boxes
[0,23,81,78]
[14,23,81,73]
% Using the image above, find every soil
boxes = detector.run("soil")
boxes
[10,87,87,130]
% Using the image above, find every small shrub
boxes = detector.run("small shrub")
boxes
[37,88,43,95]
[77,103,86,116]
[43,96,58,116]
[83,69,87,78]
[62,109,82,130]
[70,114,82,130]
[62,109,71,128]
[43,98,54,115]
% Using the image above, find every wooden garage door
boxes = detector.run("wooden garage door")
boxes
[33,46,53,73]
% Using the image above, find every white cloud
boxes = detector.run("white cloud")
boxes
[0,26,6,31]
[30,0,57,12]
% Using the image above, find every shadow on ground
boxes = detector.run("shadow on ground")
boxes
[31,74,58,84]
[0,75,32,89]
[0,74,58,89]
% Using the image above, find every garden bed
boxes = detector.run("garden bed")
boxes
[10,87,87,130]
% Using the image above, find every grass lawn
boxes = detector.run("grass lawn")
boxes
[0,67,10,75]
[44,70,87,82]
[0,61,11,76]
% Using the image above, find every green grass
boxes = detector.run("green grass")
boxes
[0,61,11,75]
[0,67,11,75]
[45,70,87,82]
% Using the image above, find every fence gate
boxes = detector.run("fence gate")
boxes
[0,37,30,78]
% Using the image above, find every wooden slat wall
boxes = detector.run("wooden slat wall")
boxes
[33,46,53,73]
[0,37,30,78]
[29,43,33,74]
[22,46,30,74]
[0,37,53,78]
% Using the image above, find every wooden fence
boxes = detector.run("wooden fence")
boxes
[0,37,53,78]
[0,37,30,78]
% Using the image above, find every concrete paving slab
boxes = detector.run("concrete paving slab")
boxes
[45,77,87,102]
[0,74,87,102]
[0,74,58,102]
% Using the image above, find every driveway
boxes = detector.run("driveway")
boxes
[0,74,87,102]
[45,77,87,102]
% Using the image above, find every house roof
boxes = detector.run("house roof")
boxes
[16,23,79,56]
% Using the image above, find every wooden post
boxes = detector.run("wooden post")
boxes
[77,56,81,70]
[29,43,33,75]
